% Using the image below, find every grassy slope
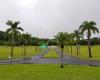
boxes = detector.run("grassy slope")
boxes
[64,45,100,60]
[0,46,43,59]
[43,48,59,58]
[0,64,100,80]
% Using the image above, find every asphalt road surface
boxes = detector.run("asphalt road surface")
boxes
[0,48,100,66]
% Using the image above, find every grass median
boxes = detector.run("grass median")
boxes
[43,48,59,58]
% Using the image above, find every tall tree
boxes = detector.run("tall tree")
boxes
[33,37,40,52]
[62,32,70,53]
[65,33,70,53]
[74,30,82,55]
[6,20,23,58]
[54,32,67,68]
[69,33,75,54]
[79,21,99,57]
[21,33,31,57]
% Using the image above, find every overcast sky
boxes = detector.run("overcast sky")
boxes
[0,0,100,38]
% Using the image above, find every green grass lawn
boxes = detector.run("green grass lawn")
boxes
[0,64,100,80]
[64,45,100,60]
[43,48,59,58]
[0,46,43,59]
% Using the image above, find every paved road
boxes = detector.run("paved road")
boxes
[1,48,100,66]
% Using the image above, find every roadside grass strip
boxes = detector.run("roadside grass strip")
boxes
[0,46,43,60]
[0,64,100,80]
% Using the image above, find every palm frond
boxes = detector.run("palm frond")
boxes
[92,26,99,34]
[6,28,12,33]
[17,27,24,31]
[14,21,20,26]
[89,21,96,26]
[6,20,13,26]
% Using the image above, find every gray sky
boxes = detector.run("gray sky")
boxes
[0,0,100,38]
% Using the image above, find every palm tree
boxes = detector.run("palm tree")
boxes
[64,33,70,53]
[74,30,82,55]
[66,33,71,53]
[54,32,67,68]
[69,33,75,54]
[34,37,40,52]
[79,21,99,57]
[21,33,31,57]
[14,31,22,45]
[6,20,23,58]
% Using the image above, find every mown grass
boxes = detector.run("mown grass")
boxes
[0,46,43,59]
[0,64,100,80]
[64,45,100,60]
[43,48,59,58]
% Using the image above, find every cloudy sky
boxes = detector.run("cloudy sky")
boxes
[0,0,100,38]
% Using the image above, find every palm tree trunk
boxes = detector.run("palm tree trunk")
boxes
[22,45,24,56]
[10,41,14,61]
[66,42,69,53]
[65,45,66,52]
[36,45,38,52]
[60,43,64,68]
[24,45,26,56]
[67,45,69,53]
[61,47,64,68]
[88,37,92,57]
[71,44,72,54]
[76,41,79,55]
[79,45,80,55]
[24,40,27,57]
[10,33,14,58]
[9,33,14,64]
[78,40,80,55]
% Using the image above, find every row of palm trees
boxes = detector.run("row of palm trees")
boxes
[55,21,99,68]
[6,20,31,59]
[5,20,99,67]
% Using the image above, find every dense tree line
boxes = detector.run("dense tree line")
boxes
[0,31,49,46]
[0,30,100,46]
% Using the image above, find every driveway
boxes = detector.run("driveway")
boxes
[0,48,100,66]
